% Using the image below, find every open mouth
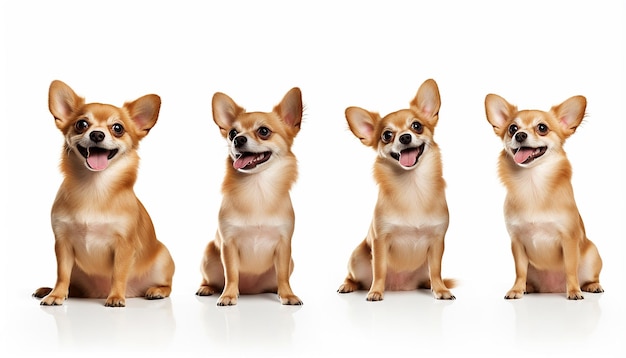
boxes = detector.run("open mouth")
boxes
[77,145,118,171]
[233,151,272,170]
[390,143,425,168]
[513,146,547,165]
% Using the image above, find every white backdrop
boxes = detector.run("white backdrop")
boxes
[1,1,624,357]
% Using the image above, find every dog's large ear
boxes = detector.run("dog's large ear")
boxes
[485,93,517,136]
[410,79,441,126]
[274,87,303,134]
[124,94,161,138]
[49,80,85,130]
[345,106,380,147]
[550,95,586,137]
[212,92,245,138]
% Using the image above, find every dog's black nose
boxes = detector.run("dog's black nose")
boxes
[399,133,412,144]
[515,132,527,143]
[234,135,247,148]
[90,131,105,143]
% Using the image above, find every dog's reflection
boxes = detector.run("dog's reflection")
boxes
[40,297,175,351]
[197,294,301,355]
[510,293,602,345]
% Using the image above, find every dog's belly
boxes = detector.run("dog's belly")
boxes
[508,221,565,271]
[385,266,429,291]
[233,226,285,273]
[526,267,566,293]
[385,227,436,271]
[52,218,122,274]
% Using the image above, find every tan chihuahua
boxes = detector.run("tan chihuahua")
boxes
[485,93,603,300]
[337,79,455,301]
[196,88,304,306]
[33,80,175,307]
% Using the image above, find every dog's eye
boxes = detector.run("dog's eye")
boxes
[381,130,394,143]
[411,121,423,134]
[228,129,238,141]
[257,126,271,139]
[112,123,125,137]
[508,124,518,136]
[537,123,549,135]
[75,119,89,133]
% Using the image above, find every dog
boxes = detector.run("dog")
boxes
[484,93,603,300]
[32,80,175,307]
[337,79,455,301]
[196,88,304,306]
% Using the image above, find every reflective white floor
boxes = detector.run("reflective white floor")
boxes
[4,271,623,357]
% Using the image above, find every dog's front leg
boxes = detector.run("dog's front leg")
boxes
[367,236,388,301]
[106,246,133,307]
[275,239,302,305]
[505,239,529,299]
[218,240,240,306]
[562,237,583,300]
[40,239,75,306]
[428,236,455,299]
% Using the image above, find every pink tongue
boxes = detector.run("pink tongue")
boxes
[87,151,109,171]
[400,148,419,167]
[233,154,256,170]
[514,148,534,164]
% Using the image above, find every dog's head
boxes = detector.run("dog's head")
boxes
[212,88,303,173]
[485,93,586,167]
[345,79,441,170]
[48,80,160,172]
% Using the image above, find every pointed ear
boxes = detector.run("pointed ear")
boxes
[410,79,441,124]
[345,106,380,147]
[212,92,245,137]
[124,94,161,137]
[485,93,516,135]
[48,80,85,129]
[274,87,303,131]
[550,95,586,137]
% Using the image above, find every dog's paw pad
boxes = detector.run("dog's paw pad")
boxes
[216,295,237,306]
[105,296,126,307]
[435,291,456,300]
[337,284,356,294]
[567,291,584,300]
[581,283,604,294]
[366,291,384,301]
[504,290,524,299]
[195,286,217,296]
[145,287,170,300]
[280,295,303,305]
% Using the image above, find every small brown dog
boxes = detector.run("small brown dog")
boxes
[196,88,304,306]
[337,79,455,301]
[485,93,603,300]
[33,80,175,307]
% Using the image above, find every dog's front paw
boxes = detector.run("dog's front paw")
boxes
[366,291,384,301]
[504,289,525,299]
[434,290,456,300]
[567,290,584,300]
[39,293,67,306]
[581,282,604,294]
[279,294,303,305]
[217,294,238,306]
[105,295,126,307]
